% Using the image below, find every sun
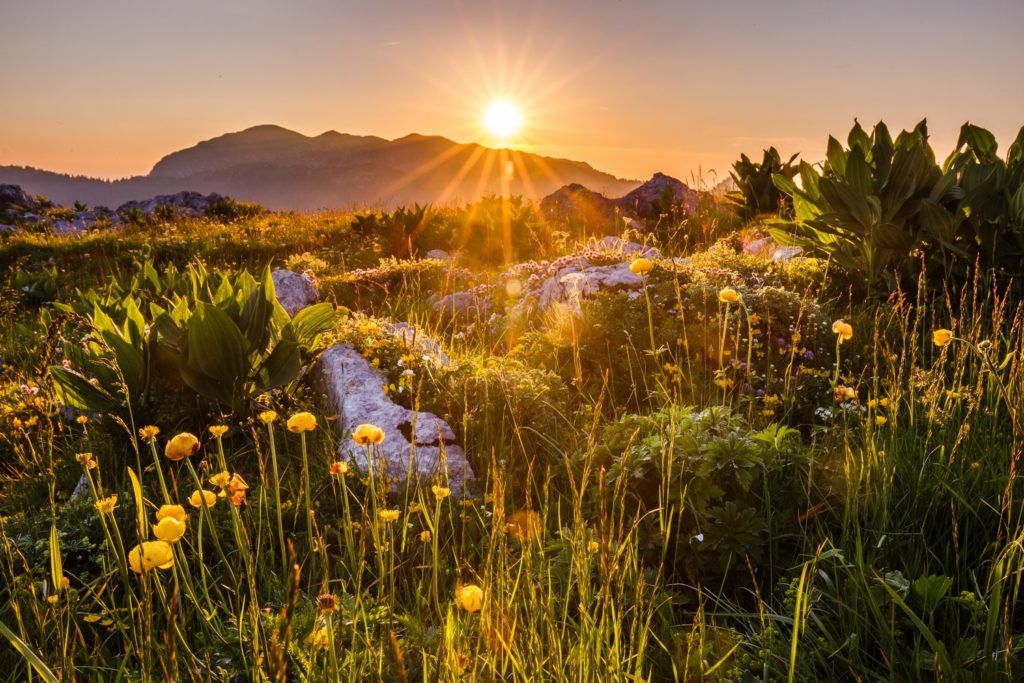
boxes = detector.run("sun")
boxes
[482,100,523,141]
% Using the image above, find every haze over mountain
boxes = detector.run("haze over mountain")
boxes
[0,125,639,210]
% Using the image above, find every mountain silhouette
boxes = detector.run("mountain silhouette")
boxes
[0,125,639,210]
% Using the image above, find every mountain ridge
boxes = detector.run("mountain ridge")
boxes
[0,125,640,210]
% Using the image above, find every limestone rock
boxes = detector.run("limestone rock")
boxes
[317,344,475,495]
[272,269,319,316]
[387,322,450,366]
[117,191,226,219]
[434,290,492,320]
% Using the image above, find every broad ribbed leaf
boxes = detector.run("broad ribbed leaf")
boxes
[50,366,117,411]
[826,136,847,176]
[186,302,247,392]
[291,302,336,349]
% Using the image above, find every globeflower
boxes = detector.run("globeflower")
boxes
[933,329,953,348]
[153,516,186,543]
[164,432,200,461]
[188,489,218,508]
[128,541,175,573]
[832,319,854,343]
[455,584,484,613]
[287,411,317,433]
[378,509,400,523]
[629,258,654,276]
[155,504,187,524]
[718,287,741,304]
[94,495,118,514]
[329,461,349,476]
[258,410,278,424]
[505,509,542,541]
[352,423,385,446]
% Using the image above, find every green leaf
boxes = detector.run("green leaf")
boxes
[50,366,117,411]
[185,302,247,396]
[256,336,302,392]
[291,302,337,349]
[0,620,60,683]
[826,136,847,176]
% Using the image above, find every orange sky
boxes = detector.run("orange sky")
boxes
[2,0,1023,184]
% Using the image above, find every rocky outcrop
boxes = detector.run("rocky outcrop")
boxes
[387,322,450,366]
[741,235,804,262]
[0,183,120,234]
[617,172,699,218]
[433,289,493,321]
[318,344,475,496]
[271,269,320,316]
[117,191,226,219]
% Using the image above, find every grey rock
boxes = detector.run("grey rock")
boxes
[434,290,492,320]
[317,344,475,495]
[516,256,645,315]
[425,249,451,260]
[272,269,319,316]
[387,322,450,366]
[117,191,226,219]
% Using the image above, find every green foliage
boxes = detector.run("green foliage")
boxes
[49,256,337,419]
[768,119,1024,296]
[727,147,799,220]
[12,265,58,305]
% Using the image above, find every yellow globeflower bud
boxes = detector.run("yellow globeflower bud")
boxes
[629,258,654,276]
[153,516,186,543]
[455,584,484,613]
[718,287,741,304]
[127,541,175,573]
[164,432,200,461]
[188,489,218,508]
[287,411,317,433]
[352,423,385,446]
[155,504,187,524]
[933,329,953,348]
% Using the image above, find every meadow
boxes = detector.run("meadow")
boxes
[1,119,1024,681]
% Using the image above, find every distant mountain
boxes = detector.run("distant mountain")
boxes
[0,125,639,210]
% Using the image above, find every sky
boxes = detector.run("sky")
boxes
[2,0,1023,184]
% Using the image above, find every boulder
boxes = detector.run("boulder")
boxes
[434,290,492,320]
[117,191,226,219]
[387,322,450,366]
[272,269,319,316]
[425,249,451,260]
[318,344,475,495]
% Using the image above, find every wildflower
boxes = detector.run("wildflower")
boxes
[378,509,400,523]
[834,385,856,403]
[94,495,118,514]
[505,509,542,542]
[287,411,317,433]
[419,529,432,542]
[208,425,229,438]
[352,423,385,446]
[316,593,337,612]
[224,473,249,506]
[139,425,160,440]
[432,485,451,501]
[155,504,187,524]
[933,329,953,348]
[127,541,174,573]
[153,516,186,543]
[164,432,200,461]
[629,258,654,276]
[832,320,854,343]
[188,489,217,508]
[258,410,278,424]
[588,540,600,553]
[874,415,887,426]
[455,584,484,613]
[718,287,741,304]
[83,614,101,623]
[329,461,349,476]
[47,595,59,605]
[61,576,70,590]
[408,502,423,514]
[209,471,231,488]
[75,452,97,470]
[76,415,89,425]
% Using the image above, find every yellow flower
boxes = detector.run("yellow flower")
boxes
[718,287,741,304]
[94,495,118,514]
[258,410,278,424]
[209,471,231,488]
[378,509,400,523]
[832,319,854,343]
[432,485,451,501]
[352,423,385,446]
[188,489,218,508]
[874,415,888,426]
[75,452,97,470]
[76,415,89,425]
[309,626,330,650]
[155,504,187,524]
[208,425,229,438]
[138,425,160,440]
[127,541,175,573]
[153,516,186,543]
[933,329,953,347]
[83,614,101,623]
[224,473,250,506]
[329,461,349,476]
[588,540,600,553]
[164,432,200,461]
[47,595,59,605]
[287,411,317,433]
[455,584,484,613]
[419,530,432,542]
[629,257,654,276]
[834,385,857,403]
[505,509,542,542]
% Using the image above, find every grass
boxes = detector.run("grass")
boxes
[0,197,1023,681]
